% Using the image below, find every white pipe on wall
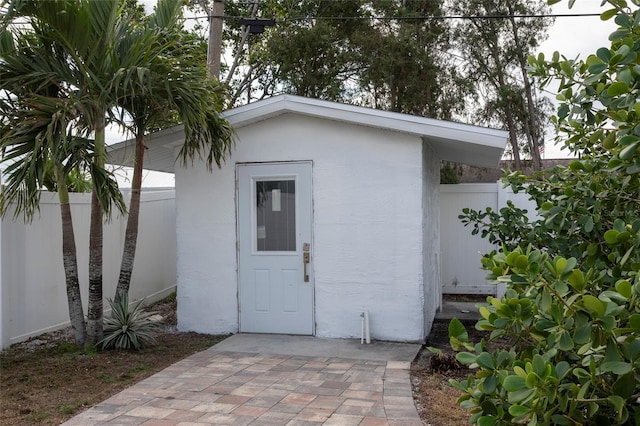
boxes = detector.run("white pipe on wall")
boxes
[360,311,371,344]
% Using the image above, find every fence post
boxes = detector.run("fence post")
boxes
[0,168,7,349]
[495,181,508,300]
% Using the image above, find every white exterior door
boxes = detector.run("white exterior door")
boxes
[237,162,314,335]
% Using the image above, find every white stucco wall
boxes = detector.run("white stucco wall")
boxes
[176,113,427,341]
[422,141,441,336]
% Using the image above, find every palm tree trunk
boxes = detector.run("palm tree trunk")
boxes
[87,117,106,345]
[57,165,86,347]
[115,131,145,303]
[87,189,103,344]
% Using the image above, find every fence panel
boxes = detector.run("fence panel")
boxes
[440,184,498,295]
[440,183,538,297]
[0,190,176,349]
[1,183,541,348]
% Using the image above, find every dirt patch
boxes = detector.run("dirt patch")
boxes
[0,297,227,425]
[410,319,493,426]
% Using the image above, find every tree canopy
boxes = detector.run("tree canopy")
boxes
[189,0,552,163]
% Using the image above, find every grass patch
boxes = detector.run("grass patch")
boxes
[0,297,227,425]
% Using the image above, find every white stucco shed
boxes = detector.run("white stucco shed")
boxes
[109,95,507,342]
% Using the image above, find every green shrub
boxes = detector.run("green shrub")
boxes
[449,244,640,425]
[99,294,159,351]
[452,3,640,423]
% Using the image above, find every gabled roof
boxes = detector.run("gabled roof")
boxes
[108,94,508,173]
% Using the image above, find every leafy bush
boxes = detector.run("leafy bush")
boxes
[451,2,640,424]
[450,244,640,425]
[99,294,159,351]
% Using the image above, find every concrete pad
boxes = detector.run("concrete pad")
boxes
[435,300,483,321]
[211,333,421,362]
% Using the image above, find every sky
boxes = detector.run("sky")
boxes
[538,1,617,158]
[111,0,619,186]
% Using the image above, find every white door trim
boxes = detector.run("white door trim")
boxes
[236,161,314,335]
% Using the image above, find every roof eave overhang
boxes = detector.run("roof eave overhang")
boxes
[107,94,508,172]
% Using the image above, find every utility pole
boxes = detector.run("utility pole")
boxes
[208,0,224,78]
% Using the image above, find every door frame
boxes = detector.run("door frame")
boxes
[235,161,315,335]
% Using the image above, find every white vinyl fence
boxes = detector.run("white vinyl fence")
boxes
[0,183,536,349]
[0,190,176,349]
[440,183,537,297]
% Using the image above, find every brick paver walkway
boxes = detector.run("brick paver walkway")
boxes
[63,348,423,425]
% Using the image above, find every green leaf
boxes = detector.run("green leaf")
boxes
[480,399,498,415]
[619,140,640,160]
[509,405,531,417]
[603,132,617,150]
[610,29,630,41]
[508,388,536,404]
[541,202,554,211]
[554,257,576,276]
[601,361,632,375]
[476,352,496,370]
[601,8,619,20]
[555,361,571,379]
[624,339,640,360]
[607,395,625,419]
[514,255,528,269]
[532,354,545,377]
[558,330,574,351]
[604,229,620,245]
[617,68,633,86]
[597,47,612,62]
[568,270,585,291]
[588,63,608,74]
[615,280,632,298]
[629,314,640,331]
[582,295,605,317]
[612,372,636,399]
[503,375,526,392]
[525,372,538,388]
[448,318,468,341]
[478,416,497,426]
[608,81,629,96]
[456,352,476,365]
[482,374,497,394]
[574,324,592,344]
[551,414,573,425]
[584,215,594,232]
[479,306,492,320]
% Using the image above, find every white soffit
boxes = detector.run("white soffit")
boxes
[107,125,185,174]
[107,94,508,172]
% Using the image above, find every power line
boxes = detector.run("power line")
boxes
[186,12,601,21]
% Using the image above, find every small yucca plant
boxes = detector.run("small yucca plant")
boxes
[99,294,159,350]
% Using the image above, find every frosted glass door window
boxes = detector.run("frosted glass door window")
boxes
[256,180,296,251]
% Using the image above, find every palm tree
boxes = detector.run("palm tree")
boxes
[2,0,127,345]
[111,0,234,303]
[2,0,234,346]
[0,25,93,345]
[9,0,128,345]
